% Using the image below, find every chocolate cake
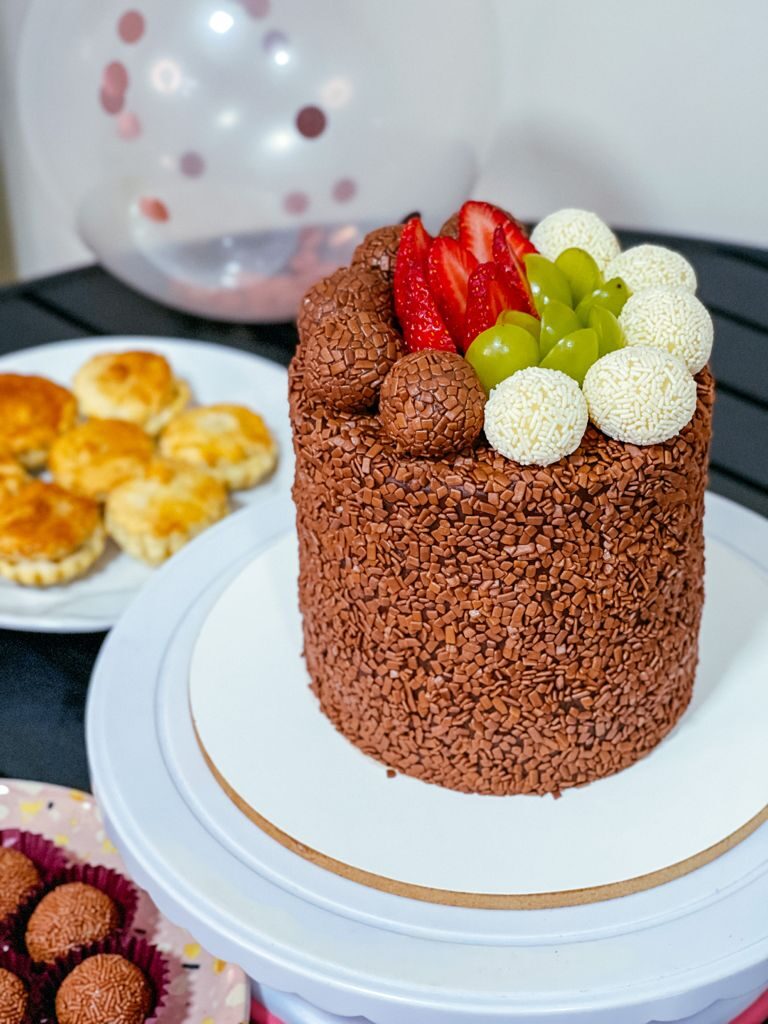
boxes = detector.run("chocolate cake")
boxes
[290,202,714,796]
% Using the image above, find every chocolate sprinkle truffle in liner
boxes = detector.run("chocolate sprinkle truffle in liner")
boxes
[290,220,715,796]
[25,883,120,964]
[0,849,40,924]
[55,954,152,1024]
[0,967,28,1024]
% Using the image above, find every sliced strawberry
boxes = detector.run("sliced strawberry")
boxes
[463,262,523,348]
[503,218,537,262]
[394,216,432,323]
[402,261,456,353]
[426,237,478,347]
[492,226,537,316]
[459,200,537,266]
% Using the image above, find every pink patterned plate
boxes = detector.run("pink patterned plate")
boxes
[0,779,250,1024]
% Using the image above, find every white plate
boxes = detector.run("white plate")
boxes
[87,492,768,1024]
[189,515,768,905]
[0,336,291,632]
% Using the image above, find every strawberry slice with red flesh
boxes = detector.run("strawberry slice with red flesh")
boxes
[458,200,537,265]
[492,226,537,317]
[402,261,456,353]
[426,237,478,348]
[463,262,524,349]
[394,216,432,323]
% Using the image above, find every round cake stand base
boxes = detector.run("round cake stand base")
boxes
[87,495,768,1024]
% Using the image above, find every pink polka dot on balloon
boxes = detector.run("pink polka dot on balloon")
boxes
[179,152,206,178]
[99,88,125,115]
[103,61,129,96]
[118,10,145,44]
[332,178,357,202]
[117,111,141,139]
[296,106,327,139]
[240,0,270,17]
[284,191,309,215]
[139,197,170,222]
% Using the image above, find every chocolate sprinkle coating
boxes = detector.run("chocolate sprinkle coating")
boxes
[439,212,460,238]
[291,242,715,794]
[0,848,40,922]
[296,266,392,339]
[55,954,152,1024]
[25,883,120,963]
[0,968,27,1024]
[351,225,403,281]
[380,350,485,457]
[304,311,404,413]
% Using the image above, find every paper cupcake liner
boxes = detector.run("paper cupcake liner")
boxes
[0,946,41,1024]
[0,831,71,942]
[3,862,139,964]
[37,934,169,1024]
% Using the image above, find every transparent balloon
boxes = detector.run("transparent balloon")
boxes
[18,0,501,321]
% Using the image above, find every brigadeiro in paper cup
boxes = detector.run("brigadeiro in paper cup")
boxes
[0,947,41,1024]
[0,831,71,934]
[37,935,169,1024]
[7,863,139,966]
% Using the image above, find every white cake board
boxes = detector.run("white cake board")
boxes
[86,493,768,1024]
[189,528,768,907]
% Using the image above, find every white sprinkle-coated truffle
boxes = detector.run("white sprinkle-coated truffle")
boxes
[605,244,697,294]
[530,209,620,272]
[484,367,588,467]
[583,346,697,446]
[619,287,713,374]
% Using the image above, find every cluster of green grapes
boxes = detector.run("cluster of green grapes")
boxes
[466,248,631,393]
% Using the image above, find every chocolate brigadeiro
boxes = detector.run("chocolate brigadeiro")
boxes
[0,849,40,923]
[0,967,28,1024]
[55,954,152,1024]
[25,883,120,964]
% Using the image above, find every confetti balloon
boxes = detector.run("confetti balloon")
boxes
[18,1,500,321]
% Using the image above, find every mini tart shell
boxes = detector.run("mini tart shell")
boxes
[49,419,154,502]
[0,482,105,587]
[72,351,191,435]
[0,374,77,469]
[105,459,229,565]
[158,404,278,490]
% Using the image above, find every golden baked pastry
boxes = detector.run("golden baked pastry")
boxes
[0,481,105,586]
[158,403,278,489]
[0,447,29,496]
[73,350,190,435]
[105,459,229,565]
[49,418,154,502]
[0,373,77,468]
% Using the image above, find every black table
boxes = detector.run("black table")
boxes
[1,230,767,795]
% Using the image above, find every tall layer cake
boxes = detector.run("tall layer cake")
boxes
[290,202,714,796]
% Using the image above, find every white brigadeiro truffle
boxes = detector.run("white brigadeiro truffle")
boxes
[605,244,697,294]
[583,346,697,446]
[530,209,621,272]
[619,287,713,374]
[484,367,588,467]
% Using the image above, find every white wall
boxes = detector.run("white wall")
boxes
[1,0,766,282]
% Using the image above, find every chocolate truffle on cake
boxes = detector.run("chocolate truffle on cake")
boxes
[0,847,40,922]
[304,311,403,413]
[25,883,120,963]
[438,212,460,238]
[297,266,392,337]
[352,224,403,280]
[55,954,152,1024]
[0,967,27,1024]
[380,349,485,457]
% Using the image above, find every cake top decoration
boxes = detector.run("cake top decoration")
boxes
[530,208,621,272]
[619,286,713,373]
[605,244,697,294]
[583,345,698,445]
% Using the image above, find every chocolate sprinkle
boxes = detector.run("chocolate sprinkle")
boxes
[55,954,151,1024]
[351,225,404,281]
[290,225,715,797]
[296,266,392,340]
[379,350,485,457]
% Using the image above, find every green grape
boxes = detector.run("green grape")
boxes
[497,310,541,341]
[540,328,599,386]
[588,305,626,357]
[539,300,582,359]
[524,253,573,315]
[555,247,603,305]
[466,324,540,393]
[576,276,631,322]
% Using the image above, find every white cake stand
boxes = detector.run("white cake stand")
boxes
[86,493,768,1024]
